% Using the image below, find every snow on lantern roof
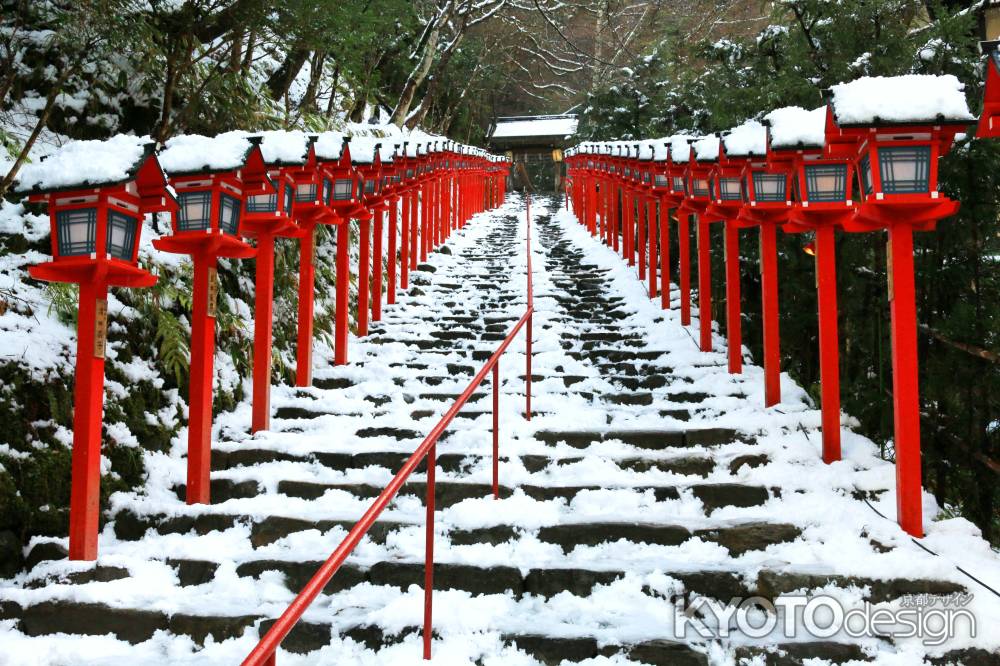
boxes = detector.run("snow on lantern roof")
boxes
[764,106,827,149]
[158,131,256,175]
[693,134,720,162]
[722,119,767,157]
[490,115,579,139]
[314,131,348,161]
[669,135,696,163]
[15,134,152,193]
[255,130,312,165]
[651,138,671,162]
[637,140,656,160]
[349,135,381,165]
[828,74,974,126]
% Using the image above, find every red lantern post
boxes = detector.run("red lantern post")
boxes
[20,140,175,559]
[651,138,685,311]
[977,40,1000,138]
[827,75,972,536]
[669,136,697,326]
[680,137,718,352]
[351,139,386,337]
[768,105,856,461]
[155,135,272,503]
[704,134,749,375]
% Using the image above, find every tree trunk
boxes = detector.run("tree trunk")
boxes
[326,63,341,118]
[241,30,257,71]
[0,68,72,198]
[390,2,453,126]
[266,46,309,101]
[228,29,244,72]
[301,51,326,112]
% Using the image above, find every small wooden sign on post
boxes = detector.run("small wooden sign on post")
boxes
[93,299,108,359]
[207,267,219,318]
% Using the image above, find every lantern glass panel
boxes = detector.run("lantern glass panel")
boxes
[406,168,415,178]
[333,179,354,201]
[284,183,294,215]
[624,167,631,177]
[295,183,317,202]
[322,179,332,204]
[655,175,668,187]
[877,146,931,194]
[365,179,376,194]
[643,172,651,183]
[219,194,240,235]
[804,164,848,202]
[672,176,685,192]
[106,210,137,260]
[858,154,873,196]
[246,192,277,213]
[177,191,211,231]
[692,178,710,198]
[717,177,742,201]
[753,173,786,202]
[56,208,97,256]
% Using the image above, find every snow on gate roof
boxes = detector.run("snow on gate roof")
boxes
[490,115,579,140]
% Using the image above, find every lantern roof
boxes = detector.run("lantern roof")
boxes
[692,134,720,162]
[314,132,349,161]
[255,130,314,166]
[669,135,697,163]
[764,106,827,150]
[827,74,974,127]
[650,138,671,162]
[15,134,158,194]
[721,119,767,157]
[157,131,263,176]
[637,140,656,161]
[350,136,383,165]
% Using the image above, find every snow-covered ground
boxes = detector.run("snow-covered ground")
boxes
[0,194,998,665]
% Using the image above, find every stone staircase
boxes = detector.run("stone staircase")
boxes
[0,195,995,665]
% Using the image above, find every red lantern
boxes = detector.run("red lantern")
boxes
[977,40,1000,138]
[768,105,857,463]
[155,134,270,505]
[681,135,719,352]
[826,74,973,537]
[19,139,175,560]
[351,138,384,338]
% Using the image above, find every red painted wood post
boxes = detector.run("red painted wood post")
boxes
[67,280,109,561]
[760,224,780,405]
[697,216,712,352]
[678,212,692,326]
[401,192,410,290]
[648,198,657,298]
[605,180,614,247]
[421,182,430,262]
[387,198,398,305]
[334,222,350,366]
[660,201,670,309]
[624,191,633,264]
[423,441,436,660]
[373,210,384,321]
[252,234,276,429]
[410,187,420,270]
[492,363,499,499]
[637,197,646,280]
[358,217,371,336]
[888,224,923,537]
[815,226,841,463]
[724,221,742,373]
[611,181,622,254]
[186,253,218,504]
[295,225,317,386]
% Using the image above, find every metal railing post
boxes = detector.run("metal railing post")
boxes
[493,363,499,499]
[423,441,436,660]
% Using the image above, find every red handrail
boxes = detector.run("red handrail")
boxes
[243,192,533,665]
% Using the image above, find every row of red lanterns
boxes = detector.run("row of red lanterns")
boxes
[16,131,510,560]
[564,72,983,538]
